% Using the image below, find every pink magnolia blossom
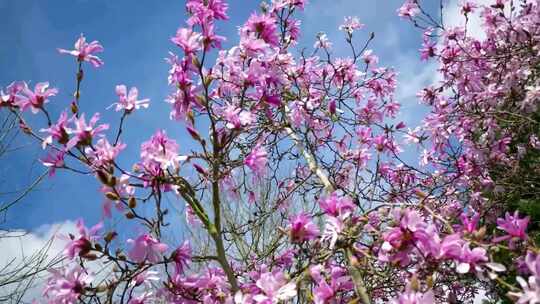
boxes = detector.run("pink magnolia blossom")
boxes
[419,34,436,61]
[0,81,25,106]
[339,16,364,34]
[140,130,184,174]
[129,271,160,288]
[63,219,102,259]
[530,135,540,150]
[186,0,229,26]
[17,82,58,114]
[314,33,332,49]
[127,234,168,263]
[40,111,70,148]
[101,174,133,218]
[287,213,319,243]
[222,103,255,129]
[391,284,435,304]
[244,13,279,46]
[43,265,93,303]
[172,241,192,273]
[310,265,353,304]
[244,144,267,176]
[40,150,65,176]
[85,138,126,167]
[379,209,441,266]
[397,0,420,19]
[455,243,488,274]
[111,85,150,112]
[271,0,307,11]
[460,1,478,15]
[58,34,104,67]
[460,209,480,234]
[321,216,345,249]
[202,22,226,50]
[319,192,355,217]
[66,113,109,150]
[253,270,297,303]
[510,276,540,304]
[494,211,529,249]
[171,28,202,55]
[439,233,465,260]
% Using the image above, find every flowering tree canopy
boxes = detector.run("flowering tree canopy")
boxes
[2,0,540,303]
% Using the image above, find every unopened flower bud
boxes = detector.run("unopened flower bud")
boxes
[19,120,31,134]
[71,101,78,114]
[95,284,108,293]
[410,275,420,291]
[474,226,486,239]
[128,196,137,209]
[97,170,110,185]
[94,243,103,252]
[193,163,207,176]
[329,99,337,115]
[104,231,117,243]
[186,125,201,141]
[105,192,119,201]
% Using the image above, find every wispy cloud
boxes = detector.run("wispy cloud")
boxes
[0,221,76,302]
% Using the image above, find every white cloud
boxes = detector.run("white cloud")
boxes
[0,221,77,303]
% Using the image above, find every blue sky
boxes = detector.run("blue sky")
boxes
[0,0,439,232]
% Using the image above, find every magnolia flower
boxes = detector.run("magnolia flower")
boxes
[314,33,332,49]
[460,210,480,234]
[40,150,65,176]
[40,111,70,148]
[129,271,160,288]
[222,104,255,129]
[58,34,104,67]
[494,211,529,249]
[244,144,268,176]
[320,193,356,218]
[391,284,435,304]
[271,0,306,10]
[339,16,364,34]
[509,276,540,304]
[455,243,488,274]
[17,82,58,114]
[172,241,192,274]
[0,81,25,106]
[101,174,133,218]
[66,113,109,150]
[62,219,102,259]
[321,216,345,249]
[186,0,229,26]
[530,135,540,150]
[111,85,149,112]
[287,213,319,243]
[127,234,168,263]
[397,0,420,18]
[171,28,202,55]
[43,265,94,303]
[244,13,279,46]
[460,1,478,15]
[509,252,540,303]
[310,265,353,304]
[140,130,183,173]
[253,271,297,303]
[202,22,226,50]
[85,138,126,167]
